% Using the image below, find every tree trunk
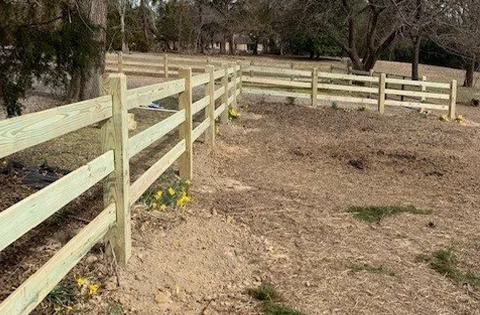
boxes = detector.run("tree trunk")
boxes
[229,33,235,55]
[464,57,475,87]
[140,0,150,51]
[411,35,421,80]
[120,11,127,53]
[69,0,106,101]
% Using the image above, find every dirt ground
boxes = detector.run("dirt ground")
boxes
[2,57,480,314]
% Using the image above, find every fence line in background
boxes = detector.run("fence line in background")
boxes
[0,63,240,315]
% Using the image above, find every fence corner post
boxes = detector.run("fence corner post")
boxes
[100,73,131,266]
[205,65,215,146]
[378,73,386,114]
[312,67,318,108]
[164,53,169,79]
[178,68,193,180]
[221,64,229,123]
[449,79,457,119]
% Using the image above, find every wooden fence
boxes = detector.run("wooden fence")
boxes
[0,64,240,315]
[243,65,457,118]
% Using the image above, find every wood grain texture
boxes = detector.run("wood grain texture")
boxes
[0,204,116,315]
[192,118,211,143]
[449,80,457,119]
[243,88,310,99]
[178,68,193,180]
[205,66,215,145]
[378,73,386,114]
[101,74,131,266]
[192,95,210,115]
[312,68,318,108]
[385,77,450,89]
[128,110,185,159]
[221,65,229,123]
[214,87,224,101]
[126,79,185,110]
[192,72,211,88]
[214,104,226,119]
[129,140,186,206]
[384,99,448,110]
[243,76,311,89]
[0,95,112,160]
[0,151,114,252]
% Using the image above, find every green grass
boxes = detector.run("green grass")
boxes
[248,283,305,315]
[347,205,432,223]
[46,282,77,307]
[349,263,396,277]
[420,249,480,288]
[262,301,305,315]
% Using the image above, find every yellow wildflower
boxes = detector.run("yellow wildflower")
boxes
[151,202,158,209]
[176,192,191,207]
[185,180,191,186]
[54,306,62,313]
[153,191,163,200]
[168,187,175,195]
[160,204,167,211]
[88,284,99,295]
[76,277,86,287]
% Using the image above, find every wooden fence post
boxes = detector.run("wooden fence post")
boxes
[385,74,389,100]
[449,79,457,119]
[401,76,406,101]
[238,64,243,102]
[118,52,123,73]
[233,63,238,109]
[221,64,229,123]
[205,65,215,145]
[250,61,254,78]
[100,73,131,266]
[312,68,318,108]
[178,68,193,180]
[164,54,169,79]
[378,73,386,114]
[421,76,427,103]
[368,69,374,99]
[290,62,294,81]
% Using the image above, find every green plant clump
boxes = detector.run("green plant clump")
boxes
[248,283,305,315]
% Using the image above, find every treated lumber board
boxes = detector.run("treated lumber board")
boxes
[214,104,226,119]
[317,94,378,105]
[243,87,311,99]
[384,88,449,100]
[100,74,131,266]
[0,151,114,252]
[126,79,185,110]
[205,66,215,145]
[318,72,379,83]
[228,95,234,106]
[312,68,318,108]
[228,80,236,91]
[128,110,185,159]
[214,87,224,101]
[192,73,210,88]
[317,83,378,94]
[192,118,211,142]
[178,68,193,180]
[449,80,457,119]
[221,66,229,123]
[0,96,112,160]
[385,77,450,89]
[129,140,186,205]
[0,204,116,315]
[214,69,225,80]
[249,66,311,77]
[192,96,210,116]
[378,73,386,114]
[384,99,448,110]
[243,76,311,89]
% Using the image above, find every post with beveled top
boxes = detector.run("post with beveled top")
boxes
[100,73,131,266]
[312,68,318,108]
[178,68,193,180]
[221,64,229,123]
[449,79,457,119]
[164,54,169,79]
[205,65,215,146]
[378,73,386,114]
